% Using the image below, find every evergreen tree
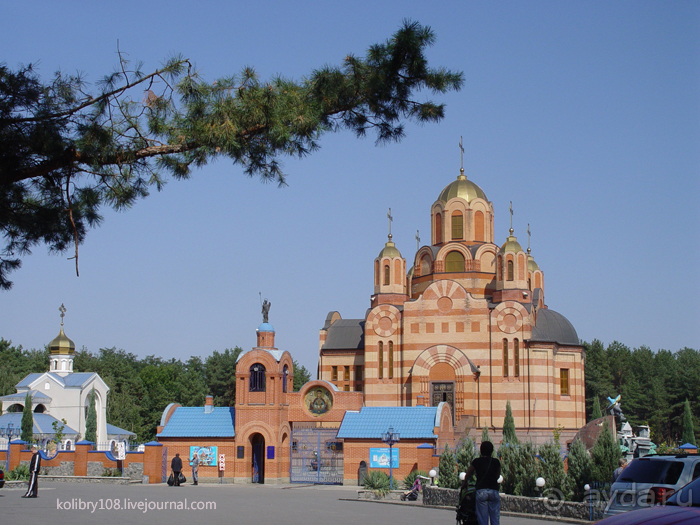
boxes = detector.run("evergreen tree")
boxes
[567,437,593,502]
[682,398,696,446]
[438,444,460,489]
[0,21,463,289]
[503,401,518,444]
[20,391,33,443]
[538,439,572,501]
[592,396,603,420]
[292,360,311,391]
[499,441,538,496]
[481,427,492,449]
[590,420,620,482]
[456,437,477,475]
[85,388,97,443]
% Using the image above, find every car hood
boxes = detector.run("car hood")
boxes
[598,506,700,525]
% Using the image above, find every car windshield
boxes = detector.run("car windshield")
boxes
[667,477,700,507]
[618,459,684,485]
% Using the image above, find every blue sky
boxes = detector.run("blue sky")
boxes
[1,1,698,375]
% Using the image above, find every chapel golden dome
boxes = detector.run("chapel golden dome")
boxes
[377,239,402,259]
[437,169,488,203]
[527,254,540,272]
[500,230,524,254]
[49,327,75,355]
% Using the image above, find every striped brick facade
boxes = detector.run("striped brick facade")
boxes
[319,169,585,446]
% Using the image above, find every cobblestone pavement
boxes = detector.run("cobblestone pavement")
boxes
[0,482,584,525]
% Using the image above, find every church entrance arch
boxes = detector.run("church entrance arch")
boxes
[251,433,265,483]
[290,424,343,484]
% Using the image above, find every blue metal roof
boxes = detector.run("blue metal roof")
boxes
[337,406,440,439]
[156,407,235,438]
[0,390,52,404]
[16,373,43,388]
[0,413,78,435]
[106,423,136,437]
[58,372,98,387]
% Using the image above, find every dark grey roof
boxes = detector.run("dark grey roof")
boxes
[322,319,365,350]
[530,308,579,346]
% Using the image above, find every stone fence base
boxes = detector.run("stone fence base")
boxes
[423,486,590,521]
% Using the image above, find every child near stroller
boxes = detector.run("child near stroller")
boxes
[400,477,422,501]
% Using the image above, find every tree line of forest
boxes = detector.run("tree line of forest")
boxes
[0,338,311,442]
[1,337,698,445]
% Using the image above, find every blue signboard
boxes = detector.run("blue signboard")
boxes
[369,447,399,468]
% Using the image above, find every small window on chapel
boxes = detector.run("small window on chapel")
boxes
[514,339,520,378]
[503,339,509,377]
[445,251,464,272]
[378,342,384,379]
[560,369,570,396]
[250,364,266,392]
[383,265,390,286]
[451,212,463,240]
[388,341,394,379]
[355,365,363,381]
[507,260,514,281]
[332,366,338,381]
[344,366,350,381]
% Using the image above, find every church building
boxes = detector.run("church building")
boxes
[318,165,585,444]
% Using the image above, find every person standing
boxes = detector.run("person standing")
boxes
[171,453,183,487]
[612,458,628,483]
[462,441,501,525]
[191,451,199,485]
[22,445,41,498]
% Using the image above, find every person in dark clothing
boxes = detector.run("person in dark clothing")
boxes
[22,445,41,498]
[171,453,183,487]
[462,441,501,525]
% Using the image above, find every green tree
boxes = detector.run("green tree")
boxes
[85,388,97,443]
[292,360,311,391]
[538,439,571,501]
[590,420,620,482]
[52,417,67,445]
[591,396,603,420]
[0,21,463,289]
[502,401,518,444]
[438,444,460,489]
[205,347,241,406]
[682,398,696,446]
[20,391,33,442]
[481,427,492,448]
[567,437,593,502]
[456,437,477,475]
[499,441,538,496]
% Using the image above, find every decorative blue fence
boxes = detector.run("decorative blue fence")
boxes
[290,426,343,485]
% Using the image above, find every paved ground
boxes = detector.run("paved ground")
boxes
[1,482,582,525]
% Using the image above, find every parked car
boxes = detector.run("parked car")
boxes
[596,474,700,524]
[604,454,700,518]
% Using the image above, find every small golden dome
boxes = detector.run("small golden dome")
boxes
[527,255,540,272]
[378,240,401,259]
[500,232,523,254]
[437,171,488,203]
[49,327,75,355]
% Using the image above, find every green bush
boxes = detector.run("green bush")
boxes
[7,464,30,481]
[438,444,460,489]
[499,441,538,497]
[363,470,391,496]
[538,439,573,501]
[456,437,477,475]
[402,469,428,490]
[102,467,122,477]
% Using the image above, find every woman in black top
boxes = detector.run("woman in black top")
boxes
[463,441,501,525]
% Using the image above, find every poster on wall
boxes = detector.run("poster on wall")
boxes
[369,447,399,468]
[190,446,218,467]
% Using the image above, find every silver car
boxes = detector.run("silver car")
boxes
[604,454,700,517]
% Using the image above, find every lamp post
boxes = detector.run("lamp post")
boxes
[1,423,19,471]
[381,426,400,490]
[429,468,437,486]
[536,477,546,499]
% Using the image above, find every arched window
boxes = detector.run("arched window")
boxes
[388,341,394,379]
[451,211,463,240]
[374,260,379,286]
[503,339,509,377]
[507,260,514,281]
[514,339,520,378]
[497,255,502,280]
[383,265,390,286]
[435,213,443,244]
[378,342,384,379]
[445,251,465,272]
[283,364,289,393]
[528,278,532,291]
[420,256,431,276]
[250,363,266,392]
[475,211,485,242]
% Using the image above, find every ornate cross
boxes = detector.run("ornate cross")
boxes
[527,224,532,253]
[509,201,514,231]
[459,136,465,170]
[387,208,393,238]
[415,230,420,251]
[59,303,66,326]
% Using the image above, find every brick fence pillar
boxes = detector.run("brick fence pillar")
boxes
[74,440,93,476]
[8,440,27,471]
[143,441,164,484]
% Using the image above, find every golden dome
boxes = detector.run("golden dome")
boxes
[378,240,401,259]
[527,255,540,272]
[49,327,75,355]
[437,170,488,203]
[500,232,523,254]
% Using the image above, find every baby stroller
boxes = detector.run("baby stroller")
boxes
[400,477,422,501]
[456,480,478,525]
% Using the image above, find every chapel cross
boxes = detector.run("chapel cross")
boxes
[59,303,66,326]
[509,201,514,231]
[527,224,532,253]
[387,208,393,239]
[459,136,465,171]
[415,230,420,252]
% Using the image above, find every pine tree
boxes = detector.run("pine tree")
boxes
[481,426,491,446]
[567,437,593,502]
[590,420,621,482]
[592,396,603,420]
[0,21,463,289]
[503,401,518,444]
[682,398,696,446]
[456,437,477,476]
[438,444,460,489]
[20,391,33,443]
[85,388,97,443]
[538,439,572,501]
